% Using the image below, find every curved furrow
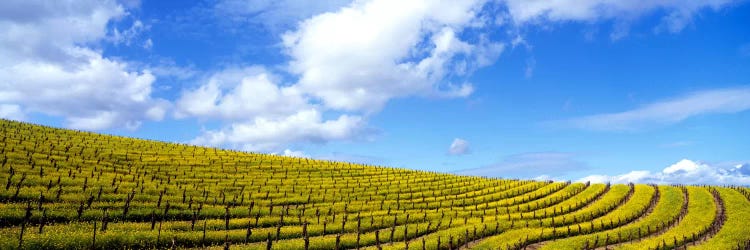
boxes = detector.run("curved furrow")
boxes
[530,184,633,228]
[464,184,647,249]
[501,182,588,213]
[358,185,608,249]
[675,187,725,248]
[351,184,591,249]
[377,184,608,249]
[302,175,510,210]
[4,193,513,249]
[421,181,552,210]
[352,180,540,213]
[454,183,609,249]
[689,187,750,249]
[8,182,561,250]
[615,186,716,250]
[180,218,510,249]
[528,184,665,250]
[531,184,653,246]
[1,181,540,249]
[367,182,592,233]
[334,184,604,249]
[308,179,532,215]
[497,183,611,223]
[384,182,583,226]
[586,185,686,249]
[452,182,569,211]
[0,173,518,227]
[389,179,525,205]
[481,182,586,214]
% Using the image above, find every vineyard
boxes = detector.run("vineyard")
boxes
[0,118,749,250]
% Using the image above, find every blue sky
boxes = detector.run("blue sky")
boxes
[1,0,749,184]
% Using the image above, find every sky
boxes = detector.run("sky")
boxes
[1,0,749,185]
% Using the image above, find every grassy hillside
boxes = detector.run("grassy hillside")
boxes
[0,119,748,249]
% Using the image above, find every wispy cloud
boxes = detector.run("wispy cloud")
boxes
[555,86,750,131]
[456,152,588,178]
[504,0,737,35]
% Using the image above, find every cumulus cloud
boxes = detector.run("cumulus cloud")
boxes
[504,0,737,33]
[448,138,470,155]
[580,159,750,185]
[182,0,504,152]
[190,108,367,152]
[457,152,588,178]
[177,67,373,152]
[186,0,745,152]
[0,0,167,130]
[556,86,750,131]
[282,0,502,112]
[175,67,308,120]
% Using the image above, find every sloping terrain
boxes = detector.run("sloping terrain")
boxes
[0,119,748,249]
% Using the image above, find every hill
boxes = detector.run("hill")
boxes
[0,119,749,249]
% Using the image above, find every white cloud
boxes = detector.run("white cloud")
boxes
[282,149,307,158]
[0,0,167,130]
[580,170,652,184]
[182,0,504,152]
[282,0,502,112]
[458,152,588,178]
[580,159,750,185]
[663,159,702,174]
[504,0,737,33]
[190,108,367,152]
[0,104,26,121]
[448,138,470,155]
[175,67,308,120]
[177,67,374,152]
[558,86,750,131]
[188,0,743,152]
